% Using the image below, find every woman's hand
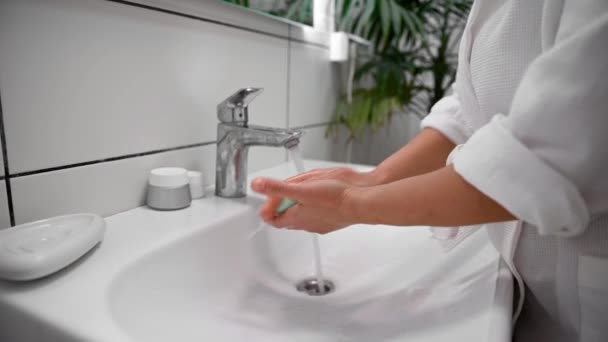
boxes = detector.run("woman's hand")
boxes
[287,167,378,187]
[256,167,376,223]
[252,165,517,234]
[251,177,358,234]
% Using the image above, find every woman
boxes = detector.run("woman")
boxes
[252,1,608,341]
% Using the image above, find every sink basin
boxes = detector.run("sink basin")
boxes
[0,160,512,342]
[110,208,509,342]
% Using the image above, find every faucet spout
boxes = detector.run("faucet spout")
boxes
[215,123,303,198]
[215,88,304,198]
[236,124,302,148]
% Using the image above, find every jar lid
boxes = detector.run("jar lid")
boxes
[148,167,189,187]
[187,170,203,184]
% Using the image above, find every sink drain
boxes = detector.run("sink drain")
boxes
[296,278,335,296]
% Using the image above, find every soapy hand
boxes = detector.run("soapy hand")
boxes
[250,177,358,234]
[256,167,375,221]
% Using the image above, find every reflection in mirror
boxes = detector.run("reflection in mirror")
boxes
[222,0,313,26]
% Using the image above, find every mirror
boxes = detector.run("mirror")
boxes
[222,0,313,26]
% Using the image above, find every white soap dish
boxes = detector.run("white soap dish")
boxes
[0,214,105,281]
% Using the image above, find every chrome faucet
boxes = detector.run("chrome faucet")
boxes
[215,88,302,198]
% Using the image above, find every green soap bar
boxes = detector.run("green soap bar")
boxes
[275,198,297,215]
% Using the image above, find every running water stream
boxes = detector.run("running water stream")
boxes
[287,146,327,295]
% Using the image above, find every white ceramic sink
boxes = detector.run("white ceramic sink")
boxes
[0,160,513,342]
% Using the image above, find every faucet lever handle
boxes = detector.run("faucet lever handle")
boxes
[217,88,263,124]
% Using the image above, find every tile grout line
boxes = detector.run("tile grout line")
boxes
[283,26,291,162]
[0,90,15,226]
[10,141,217,179]
[285,26,292,162]
[7,122,331,180]
[292,122,332,130]
[104,0,329,50]
[286,25,292,130]
[290,38,328,50]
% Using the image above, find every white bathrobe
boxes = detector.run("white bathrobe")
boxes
[421,0,608,341]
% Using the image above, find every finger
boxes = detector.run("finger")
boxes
[263,202,309,229]
[285,169,325,183]
[251,177,310,202]
[260,196,282,213]
[271,207,300,229]
[271,206,327,233]
[259,197,282,222]
[255,173,319,222]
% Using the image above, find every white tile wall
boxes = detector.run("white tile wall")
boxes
[0,185,9,229]
[11,144,215,224]
[0,0,348,225]
[299,125,347,162]
[0,0,288,173]
[129,0,290,38]
[297,118,422,167]
[353,113,421,165]
[288,41,339,128]
[290,22,330,47]
[10,142,294,224]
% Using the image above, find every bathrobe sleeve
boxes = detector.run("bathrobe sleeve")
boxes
[420,88,473,145]
[452,13,608,237]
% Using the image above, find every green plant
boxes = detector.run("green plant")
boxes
[331,0,472,141]
[282,0,313,25]
[225,0,249,6]
[222,0,472,141]
[223,0,313,26]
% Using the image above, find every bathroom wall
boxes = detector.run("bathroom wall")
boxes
[349,113,422,166]
[0,0,349,228]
